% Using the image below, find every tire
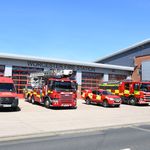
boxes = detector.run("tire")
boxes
[103,100,108,108]
[44,98,51,108]
[129,97,136,105]
[31,96,35,104]
[85,98,91,105]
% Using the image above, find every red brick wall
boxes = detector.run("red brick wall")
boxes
[132,55,150,81]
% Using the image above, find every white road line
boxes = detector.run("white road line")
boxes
[131,126,150,133]
[120,148,131,150]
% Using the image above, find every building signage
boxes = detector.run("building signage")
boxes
[27,61,95,72]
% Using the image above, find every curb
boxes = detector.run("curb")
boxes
[1,121,150,142]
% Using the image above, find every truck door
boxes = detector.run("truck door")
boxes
[96,91,102,103]
[124,82,130,96]
[91,90,97,102]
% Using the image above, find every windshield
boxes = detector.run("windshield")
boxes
[0,83,16,92]
[102,90,113,95]
[140,83,150,92]
[52,81,77,92]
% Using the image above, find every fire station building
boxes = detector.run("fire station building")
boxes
[95,39,150,82]
[0,53,133,97]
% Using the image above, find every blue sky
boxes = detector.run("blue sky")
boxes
[0,0,150,62]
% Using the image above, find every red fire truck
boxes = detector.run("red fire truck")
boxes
[82,89,121,107]
[28,70,77,109]
[0,77,19,110]
[99,81,150,105]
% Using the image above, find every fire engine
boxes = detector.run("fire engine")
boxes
[99,80,150,105]
[0,77,19,110]
[28,70,77,109]
[82,89,121,107]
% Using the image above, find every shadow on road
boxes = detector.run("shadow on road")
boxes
[82,102,120,108]
[0,107,21,113]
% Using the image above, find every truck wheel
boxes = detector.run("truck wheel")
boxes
[129,97,136,105]
[31,96,35,104]
[103,100,108,108]
[85,98,91,105]
[44,98,50,108]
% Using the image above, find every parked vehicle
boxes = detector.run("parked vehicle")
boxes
[0,77,19,110]
[82,89,121,107]
[28,70,77,109]
[99,81,150,105]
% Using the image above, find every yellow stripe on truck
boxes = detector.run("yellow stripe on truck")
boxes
[115,90,119,94]
[107,89,111,92]
[96,95,101,100]
[88,93,93,99]
[134,91,140,95]
[124,90,130,94]
[48,90,53,94]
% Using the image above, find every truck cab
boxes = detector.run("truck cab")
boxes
[0,77,19,110]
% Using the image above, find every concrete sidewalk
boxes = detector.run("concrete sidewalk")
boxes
[0,99,150,140]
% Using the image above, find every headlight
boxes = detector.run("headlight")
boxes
[109,98,114,101]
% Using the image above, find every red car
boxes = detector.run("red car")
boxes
[82,89,121,107]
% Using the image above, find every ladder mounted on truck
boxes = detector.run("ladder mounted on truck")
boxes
[29,70,74,87]
[30,69,73,78]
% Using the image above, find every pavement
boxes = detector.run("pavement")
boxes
[0,99,150,141]
[1,124,150,150]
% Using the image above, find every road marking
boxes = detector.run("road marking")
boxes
[120,148,131,150]
[131,126,150,133]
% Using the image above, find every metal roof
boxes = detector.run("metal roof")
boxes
[0,53,133,71]
[94,39,150,63]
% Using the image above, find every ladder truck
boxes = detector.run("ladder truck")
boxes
[28,70,77,109]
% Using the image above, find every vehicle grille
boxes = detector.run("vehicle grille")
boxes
[0,97,15,104]
[144,95,150,101]
[114,98,121,103]
[60,94,73,103]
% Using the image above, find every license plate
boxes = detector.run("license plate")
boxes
[62,104,69,107]
[3,104,11,107]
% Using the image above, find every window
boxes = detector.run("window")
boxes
[125,83,129,90]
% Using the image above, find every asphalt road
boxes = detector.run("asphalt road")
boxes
[0,124,150,150]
